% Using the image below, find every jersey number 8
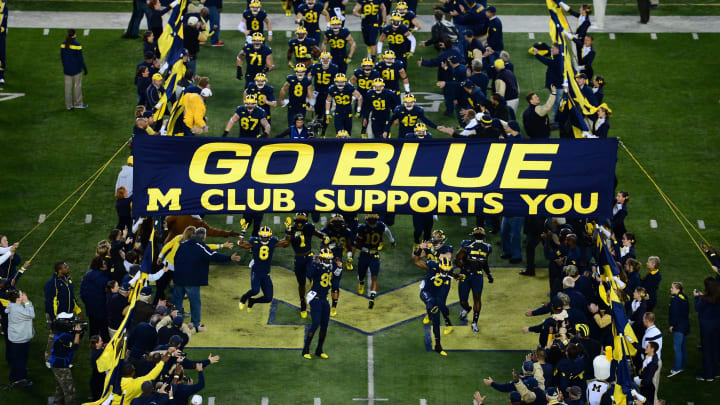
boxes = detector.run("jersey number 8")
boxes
[259,245,270,260]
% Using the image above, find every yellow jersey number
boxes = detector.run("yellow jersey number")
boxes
[334,94,351,105]
[320,272,332,287]
[249,52,263,66]
[317,72,331,85]
[294,45,308,58]
[328,38,346,49]
[251,19,260,31]
[259,245,270,260]
[381,68,395,81]
[365,233,381,245]
[433,273,444,287]
[293,83,304,97]
[241,117,259,130]
[386,33,404,45]
[401,115,417,127]
[358,78,372,90]
[363,4,379,16]
[372,99,386,110]
[304,11,318,24]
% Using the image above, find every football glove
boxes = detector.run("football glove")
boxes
[284,217,294,232]
[239,218,249,234]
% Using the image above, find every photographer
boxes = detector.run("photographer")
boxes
[5,290,34,388]
[171,362,206,405]
[275,114,311,139]
[113,350,172,405]
[49,312,84,405]
[44,261,81,363]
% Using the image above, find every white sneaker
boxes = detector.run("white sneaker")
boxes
[471,323,479,333]
[667,369,683,378]
[459,309,468,320]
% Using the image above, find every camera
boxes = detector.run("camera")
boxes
[53,317,88,334]
[306,117,325,138]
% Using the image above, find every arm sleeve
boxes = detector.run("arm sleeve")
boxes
[141,360,166,382]
[147,269,166,282]
[495,79,506,97]
[0,250,11,266]
[384,227,395,243]
[419,112,438,129]
[490,381,515,393]
[408,34,416,52]
[534,54,551,66]
[531,304,551,316]
[533,362,546,390]
[534,94,556,117]
[159,237,178,258]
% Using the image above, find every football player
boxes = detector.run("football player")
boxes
[222,94,271,138]
[350,57,380,137]
[308,52,339,137]
[285,212,329,318]
[302,248,342,359]
[237,32,274,89]
[365,78,399,138]
[352,213,395,309]
[412,254,462,356]
[287,26,321,69]
[374,50,410,95]
[384,93,444,139]
[324,16,356,74]
[237,225,291,311]
[393,1,421,31]
[353,0,386,59]
[320,213,354,316]
[279,63,314,127]
[377,12,416,66]
[244,73,277,124]
[326,73,362,135]
[454,226,493,333]
[421,230,454,333]
[241,1,272,43]
[296,0,329,45]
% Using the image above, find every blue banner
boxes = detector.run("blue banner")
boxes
[132,136,617,217]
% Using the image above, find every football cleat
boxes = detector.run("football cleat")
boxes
[368,299,375,309]
[317,352,329,359]
[300,310,308,319]
[358,283,365,295]
[471,323,479,333]
[444,326,454,335]
[434,343,447,356]
[459,309,468,321]
[238,301,245,311]
[422,314,430,324]
[303,353,312,359]
[330,308,337,317]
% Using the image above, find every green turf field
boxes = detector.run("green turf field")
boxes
[1,28,719,404]
[11,0,720,16]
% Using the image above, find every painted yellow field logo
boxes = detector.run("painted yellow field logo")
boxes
[187,265,545,351]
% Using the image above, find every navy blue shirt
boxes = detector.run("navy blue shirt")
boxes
[44,274,78,320]
[289,37,318,61]
[309,62,339,93]
[60,38,87,76]
[327,83,357,114]
[80,269,110,318]
[375,60,405,91]
[248,236,279,274]
[233,105,268,137]
[242,44,273,75]
[174,239,231,286]
[243,9,268,34]
[386,105,437,138]
[325,27,352,58]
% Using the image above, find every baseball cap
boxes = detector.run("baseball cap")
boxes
[509,392,521,402]
[140,286,153,296]
[576,323,590,337]
[201,88,213,98]
[152,73,163,81]
[119,282,131,293]
[507,120,521,132]
[487,5,497,13]
[522,360,534,374]
[480,114,492,125]
[169,335,183,347]
[462,79,474,89]
[493,59,505,69]
[57,312,74,319]
[191,395,203,404]
[576,72,588,79]
[524,377,539,389]
[173,316,184,326]
[551,296,563,310]
[448,55,461,64]
[463,29,474,37]
[155,305,169,316]
[545,387,559,400]
[188,16,199,26]
[141,381,154,394]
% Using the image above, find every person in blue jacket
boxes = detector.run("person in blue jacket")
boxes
[80,256,111,341]
[694,278,720,381]
[173,227,241,331]
[61,29,88,110]
[668,281,690,377]
[642,256,662,312]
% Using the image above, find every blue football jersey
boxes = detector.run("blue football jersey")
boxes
[248,236,279,274]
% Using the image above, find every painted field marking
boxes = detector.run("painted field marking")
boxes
[692,33,699,40]
[43,28,49,35]
[226,215,234,225]
[352,336,389,403]
[261,397,269,405]
[84,29,90,36]
[697,220,705,230]
[84,214,93,224]
[39,214,47,223]
[286,31,291,38]
[320,216,328,226]
[273,215,281,224]
[208,397,216,405]
[460,217,468,227]
[47,397,54,405]
[420,400,427,405]
[609,33,615,40]
[650,33,657,40]
[528,32,535,39]
[650,219,657,228]
[314,398,322,405]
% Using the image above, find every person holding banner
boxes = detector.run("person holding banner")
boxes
[222,94,271,138]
